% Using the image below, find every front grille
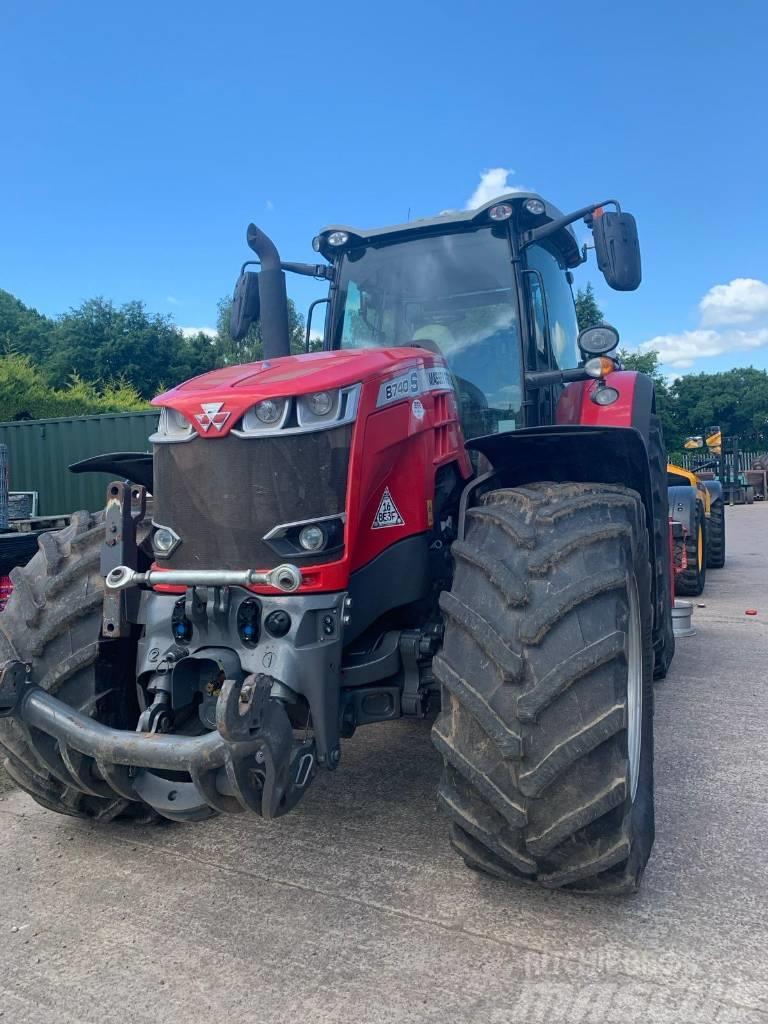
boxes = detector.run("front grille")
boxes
[153,426,352,570]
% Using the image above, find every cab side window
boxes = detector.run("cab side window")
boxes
[526,271,548,363]
[525,244,579,369]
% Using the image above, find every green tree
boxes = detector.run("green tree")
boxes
[0,354,148,420]
[0,289,55,364]
[575,283,604,331]
[214,295,308,364]
[671,367,768,449]
[45,299,217,398]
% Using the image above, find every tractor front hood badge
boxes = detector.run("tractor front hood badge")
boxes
[195,401,231,432]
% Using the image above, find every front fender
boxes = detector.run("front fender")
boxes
[69,452,154,492]
[465,422,655,569]
[701,478,723,506]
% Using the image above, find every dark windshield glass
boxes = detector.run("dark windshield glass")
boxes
[333,228,522,438]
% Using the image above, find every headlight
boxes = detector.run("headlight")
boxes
[298,524,326,551]
[254,399,284,424]
[591,385,620,406]
[307,391,334,416]
[153,407,194,441]
[297,389,340,425]
[241,397,289,432]
[489,203,513,221]
[523,198,546,216]
[151,525,181,558]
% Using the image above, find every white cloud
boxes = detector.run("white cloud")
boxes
[699,278,768,326]
[638,327,768,369]
[265,199,274,211]
[166,295,179,305]
[180,326,217,339]
[635,276,768,372]
[464,167,528,209]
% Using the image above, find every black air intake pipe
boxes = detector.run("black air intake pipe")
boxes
[246,223,291,359]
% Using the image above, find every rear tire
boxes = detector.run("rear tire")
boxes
[675,503,707,596]
[648,416,675,680]
[706,500,726,569]
[434,482,655,894]
[0,510,158,823]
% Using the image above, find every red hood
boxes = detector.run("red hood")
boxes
[152,347,444,438]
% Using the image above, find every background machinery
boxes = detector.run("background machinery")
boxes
[0,193,675,894]
[667,462,725,595]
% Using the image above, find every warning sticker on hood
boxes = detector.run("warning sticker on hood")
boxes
[372,487,405,529]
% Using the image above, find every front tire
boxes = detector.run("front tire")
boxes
[434,482,655,894]
[0,511,158,823]
[675,503,707,596]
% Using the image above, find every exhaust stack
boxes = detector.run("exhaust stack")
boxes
[246,223,291,359]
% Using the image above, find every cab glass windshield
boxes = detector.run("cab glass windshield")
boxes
[332,228,522,438]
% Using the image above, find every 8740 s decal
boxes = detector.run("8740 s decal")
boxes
[376,366,454,408]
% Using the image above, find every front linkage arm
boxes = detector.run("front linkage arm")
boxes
[0,662,316,821]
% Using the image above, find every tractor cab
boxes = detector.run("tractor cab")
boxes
[232,192,642,441]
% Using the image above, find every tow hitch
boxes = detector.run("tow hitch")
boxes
[0,660,316,821]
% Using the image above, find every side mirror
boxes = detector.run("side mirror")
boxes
[578,323,619,357]
[230,271,261,341]
[592,211,641,291]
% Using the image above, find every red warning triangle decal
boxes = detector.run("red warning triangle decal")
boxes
[372,487,405,529]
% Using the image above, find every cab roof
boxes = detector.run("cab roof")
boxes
[316,192,582,267]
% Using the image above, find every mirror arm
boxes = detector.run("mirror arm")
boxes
[240,258,332,281]
[281,261,334,281]
[525,367,590,389]
[521,199,621,248]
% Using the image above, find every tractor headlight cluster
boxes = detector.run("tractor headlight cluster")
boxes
[234,384,359,438]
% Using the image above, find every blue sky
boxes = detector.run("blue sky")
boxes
[1,0,766,379]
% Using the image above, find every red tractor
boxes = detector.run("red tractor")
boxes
[0,193,674,893]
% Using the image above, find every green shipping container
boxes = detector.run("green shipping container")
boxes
[0,411,158,516]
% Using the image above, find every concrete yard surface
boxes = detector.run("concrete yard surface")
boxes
[1,504,767,1023]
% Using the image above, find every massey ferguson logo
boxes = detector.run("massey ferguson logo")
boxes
[195,401,231,432]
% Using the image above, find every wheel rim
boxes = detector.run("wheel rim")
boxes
[627,574,643,802]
